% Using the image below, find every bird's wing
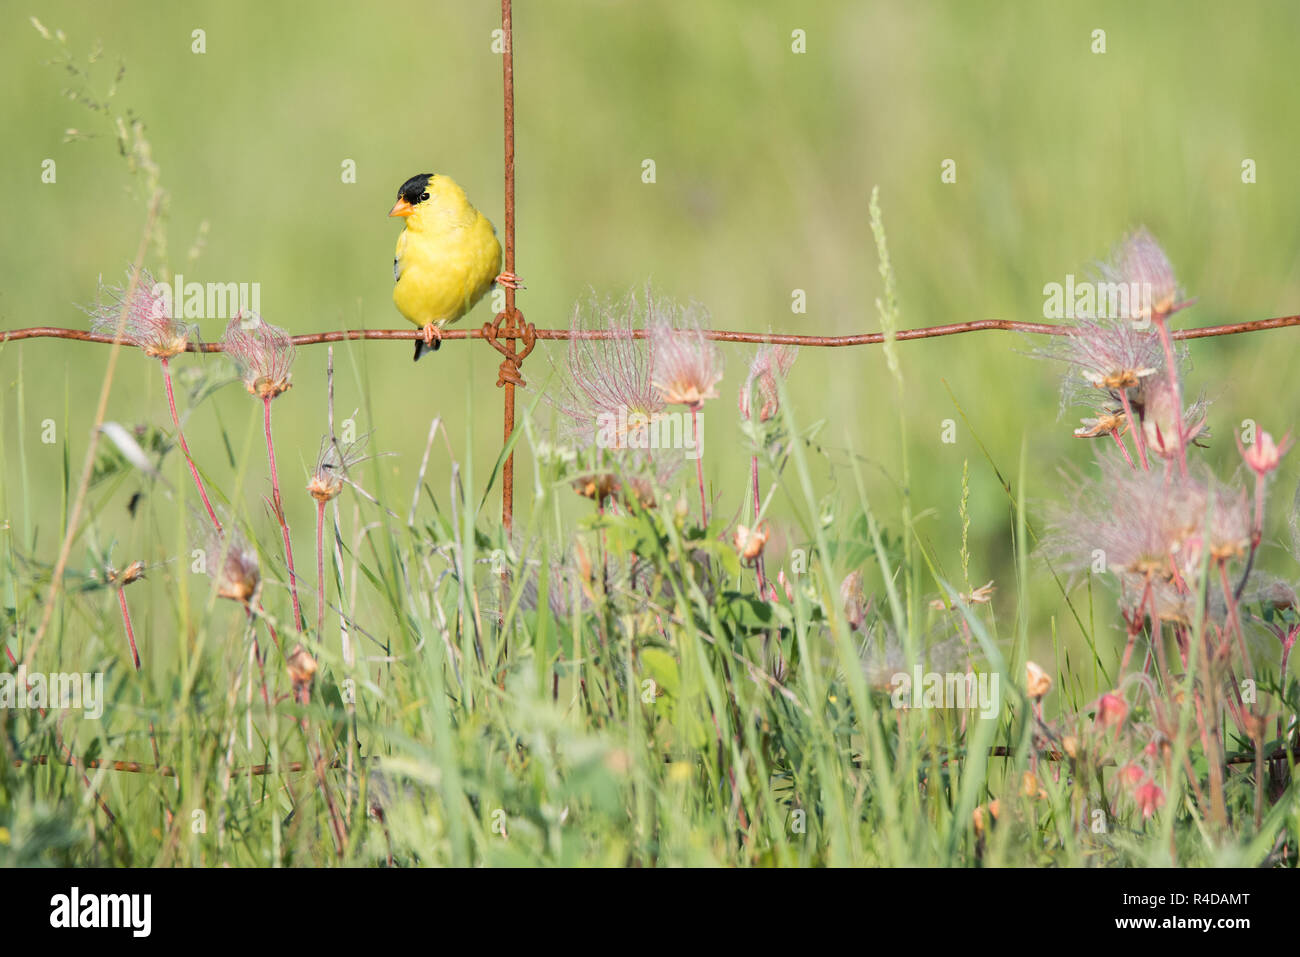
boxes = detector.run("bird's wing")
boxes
[393,230,408,282]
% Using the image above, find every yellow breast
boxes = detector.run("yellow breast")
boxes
[392,187,503,328]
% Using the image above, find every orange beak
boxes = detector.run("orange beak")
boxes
[388,197,414,218]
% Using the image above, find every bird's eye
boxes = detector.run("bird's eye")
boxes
[420,192,429,202]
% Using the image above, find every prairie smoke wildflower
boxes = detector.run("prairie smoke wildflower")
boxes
[223,312,294,399]
[224,313,301,628]
[1138,375,1208,461]
[1021,770,1047,800]
[1025,660,1052,699]
[307,435,369,504]
[89,268,219,530]
[972,800,1000,836]
[1133,779,1166,819]
[1073,409,1127,440]
[648,298,722,525]
[732,522,770,564]
[87,266,192,358]
[841,570,868,631]
[1046,316,1164,413]
[650,303,723,412]
[739,344,797,423]
[286,643,318,703]
[103,559,147,671]
[1203,478,1251,563]
[1095,691,1128,731]
[739,344,795,591]
[1102,229,1194,474]
[308,435,370,637]
[1118,763,1146,789]
[930,580,995,610]
[1043,455,1202,583]
[548,289,664,446]
[1240,429,1291,478]
[1097,228,1187,324]
[201,521,261,605]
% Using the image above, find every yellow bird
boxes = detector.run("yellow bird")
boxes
[388,173,518,360]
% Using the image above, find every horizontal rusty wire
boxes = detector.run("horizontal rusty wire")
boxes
[4,313,1300,350]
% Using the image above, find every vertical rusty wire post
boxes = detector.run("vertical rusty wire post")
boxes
[483,0,536,535]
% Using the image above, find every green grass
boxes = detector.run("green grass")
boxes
[2,1,1299,866]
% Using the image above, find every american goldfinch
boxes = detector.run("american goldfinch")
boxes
[388,173,519,360]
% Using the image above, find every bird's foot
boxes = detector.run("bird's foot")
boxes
[422,322,443,348]
[495,271,525,290]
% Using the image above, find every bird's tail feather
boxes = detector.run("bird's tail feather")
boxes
[413,337,441,361]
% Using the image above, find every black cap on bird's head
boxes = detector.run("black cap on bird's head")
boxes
[389,173,434,218]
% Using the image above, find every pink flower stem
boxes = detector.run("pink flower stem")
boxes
[1218,560,1254,682]
[1153,316,1188,478]
[1117,389,1149,471]
[161,356,221,533]
[316,499,327,639]
[692,407,707,526]
[1280,628,1297,739]
[263,394,303,631]
[750,454,767,595]
[244,605,272,706]
[1234,473,1266,601]
[116,587,141,671]
[1110,429,1136,470]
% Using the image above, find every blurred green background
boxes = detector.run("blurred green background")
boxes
[3,0,1300,663]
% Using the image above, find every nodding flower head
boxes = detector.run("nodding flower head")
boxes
[1138,374,1209,459]
[1133,779,1166,819]
[739,344,798,422]
[1025,660,1053,699]
[87,266,192,359]
[222,312,294,399]
[200,520,261,605]
[1095,691,1129,731]
[650,300,723,412]
[1240,429,1292,478]
[1098,228,1187,323]
[732,522,770,564]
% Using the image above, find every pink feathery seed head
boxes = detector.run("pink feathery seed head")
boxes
[222,311,294,399]
[1044,316,1168,417]
[1042,454,1204,582]
[650,301,723,411]
[1240,429,1292,478]
[307,434,370,503]
[87,266,192,358]
[1098,227,1187,323]
[740,343,798,422]
[198,519,261,605]
[840,570,868,631]
[547,289,664,444]
[1133,779,1166,819]
[1204,477,1252,563]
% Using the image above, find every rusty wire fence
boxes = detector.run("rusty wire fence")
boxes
[4,0,1300,543]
